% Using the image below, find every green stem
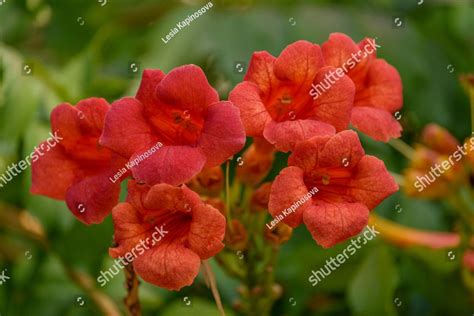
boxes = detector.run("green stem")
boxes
[389,138,415,160]
[202,260,226,316]
[225,160,234,234]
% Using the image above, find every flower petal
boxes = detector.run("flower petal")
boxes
[199,101,246,167]
[263,119,335,152]
[317,130,365,168]
[321,33,372,86]
[75,98,110,133]
[51,98,109,153]
[143,183,187,211]
[303,201,369,248]
[351,106,402,142]
[244,51,278,96]
[289,131,364,176]
[348,155,399,210]
[100,97,158,158]
[274,40,324,89]
[156,65,219,113]
[311,66,355,131]
[65,172,121,224]
[229,81,272,137]
[30,142,79,199]
[131,145,206,186]
[269,166,310,227]
[133,240,201,291]
[183,186,226,258]
[136,69,166,106]
[354,59,403,112]
[109,202,148,258]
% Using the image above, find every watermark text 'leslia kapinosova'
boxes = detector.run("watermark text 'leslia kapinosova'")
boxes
[266,187,319,230]
[109,141,163,184]
[161,2,213,44]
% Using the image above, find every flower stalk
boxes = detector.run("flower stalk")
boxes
[124,264,141,316]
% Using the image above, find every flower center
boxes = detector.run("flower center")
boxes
[148,108,205,146]
[264,86,313,122]
[321,174,330,185]
[142,209,192,246]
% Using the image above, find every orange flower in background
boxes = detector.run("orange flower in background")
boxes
[229,40,355,152]
[463,250,474,272]
[101,65,246,186]
[322,33,403,142]
[31,98,127,225]
[404,124,467,198]
[237,138,275,186]
[250,182,272,213]
[463,136,474,170]
[187,166,224,197]
[110,180,225,290]
[268,130,398,248]
[265,223,293,246]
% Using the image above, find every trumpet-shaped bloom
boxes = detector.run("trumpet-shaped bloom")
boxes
[322,33,403,142]
[110,180,226,290]
[404,124,466,198]
[268,130,398,248]
[31,98,127,224]
[100,65,246,185]
[229,40,355,152]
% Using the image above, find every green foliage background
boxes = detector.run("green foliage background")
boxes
[0,0,473,315]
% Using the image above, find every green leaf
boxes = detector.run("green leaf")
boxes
[348,246,399,316]
[160,298,235,316]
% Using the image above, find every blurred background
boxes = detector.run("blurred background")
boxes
[0,0,473,315]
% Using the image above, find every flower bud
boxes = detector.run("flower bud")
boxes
[204,198,226,216]
[187,166,223,197]
[463,250,474,272]
[420,124,459,155]
[403,125,467,199]
[271,283,283,299]
[463,136,474,169]
[250,182,272,213]
[225,219,248,251]
[264,223,293,246]
[459,73,474,97]
[237,138,275,186]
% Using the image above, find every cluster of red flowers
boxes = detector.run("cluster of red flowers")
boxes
[31,33,401,290]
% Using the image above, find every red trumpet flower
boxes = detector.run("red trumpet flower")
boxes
[229,40,355,152]
[322,33,403,142]
[101,65,246,185]
[31,98,127,224]
[268,130,398,247]
[109,180,226,290]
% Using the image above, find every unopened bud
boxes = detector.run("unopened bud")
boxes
[225,219,248,251]
[265,223,293,246]
[421,124,459,155]
[187,166,223,197]
[237,140,275,186]
[250,182,272,213]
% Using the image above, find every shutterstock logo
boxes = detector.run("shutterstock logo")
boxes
[308,225,380,286]
[309,39,380,100]
[0,131,63,189]
[97,224,168,287]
